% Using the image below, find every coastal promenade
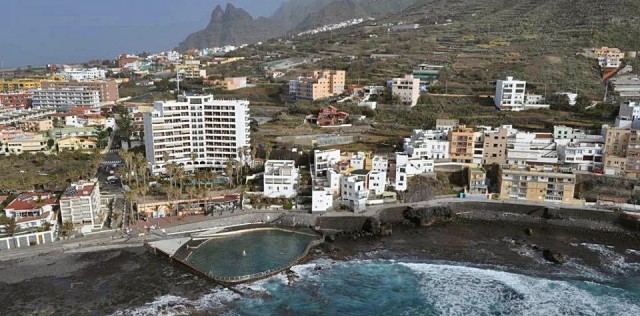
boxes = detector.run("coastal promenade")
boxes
[0,197,621,261]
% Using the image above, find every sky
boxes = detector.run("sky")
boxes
[0,0,287,68]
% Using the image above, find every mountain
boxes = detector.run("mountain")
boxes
[178,0,417,50]
[177,4,286,51]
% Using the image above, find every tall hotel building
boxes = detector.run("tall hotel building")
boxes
[144,95,250,174]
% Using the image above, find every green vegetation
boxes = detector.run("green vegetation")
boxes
[0,151,101,192]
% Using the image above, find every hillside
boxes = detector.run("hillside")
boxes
[178,0,415,50]
[274,0,640,98]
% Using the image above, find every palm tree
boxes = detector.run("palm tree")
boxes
[225,159,234,188]
[124,189,138,225]
[137,184,149,219]
[166,202,176,217]
[60,221,75,237]
[0,216,17,237]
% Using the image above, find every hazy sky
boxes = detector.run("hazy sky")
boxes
[0,0,286,68]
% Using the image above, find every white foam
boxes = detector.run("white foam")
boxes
[400,262,640,315]
[111,287,240,316]
[576,243,640,274]
[625,249,640,256]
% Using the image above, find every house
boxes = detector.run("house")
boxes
[57,136,98,152]
[506,132,557,166]
[4,192,57,219]
[466,166,489,197]
[557,135,604,172]
[394,152,434,191]
[224,77,247,90]
[391,74,420,107]
[4,134,49,155]
[263,160,299,198]
[340,173,369,212]
[404,129,450,160]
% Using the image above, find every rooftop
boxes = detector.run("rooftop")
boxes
[61,181,97,199]
[5,193,57,211]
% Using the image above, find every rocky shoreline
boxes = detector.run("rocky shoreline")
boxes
[0,203,639,315]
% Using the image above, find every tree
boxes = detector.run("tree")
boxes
[0,215,17,236]
[116,114,134,148]
[60,221,75,237]
[574,94,591,113]
[225,159,235,188]
[46,138,55,149]
[547,94,571,111]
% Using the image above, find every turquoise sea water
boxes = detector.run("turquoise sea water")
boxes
[116,259,640,316]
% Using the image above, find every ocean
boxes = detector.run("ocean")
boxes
[114,254,640,316]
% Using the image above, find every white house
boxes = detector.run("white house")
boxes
[391,74,421,107]
[506,132,558,166]
[313,149,341,177]
[368,170,387,196]
[312,188,333,213]
[495,76,526,111]
[263,160,299,198]
[340,173,369,212]
[371,155,389,173]
[557,135,604,171]
[404,129,450,160]
[394,152,435,191]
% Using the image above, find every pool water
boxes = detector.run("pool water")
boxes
[185,229,317,278]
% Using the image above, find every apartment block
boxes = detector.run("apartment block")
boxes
[0,92,32,108]
[61,67,106,81]
[313,149,341,177]
[41,80,119,103]
[59,180,103,229]
[499,165,582,204]
[391,74,421,107]
[32,88,101,108]
[144,95,250,174]
[481,126,514,165]
[615,101,640,129]
[0,108,56,126]
[0,74,65,93]
[603,128,632,176]
[404,129,449,160]
[449,125,475,163]
[594,47,625,69]
[20,119,53,132]
[494,76,526,111]
[289,70,345,100]
[264,160,299,198]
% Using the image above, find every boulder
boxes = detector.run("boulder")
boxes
[543,248,567,264]
[542,208,566,220]
[403,205,453,226]
[524,228,533,236]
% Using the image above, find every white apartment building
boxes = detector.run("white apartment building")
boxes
[368,170,387,196]
[372,155,389,173]
[313,149,341,177]
[312,188,333,213]
[506,132,558,166]
[553,125,587,144]
[404,129,450,160]
[557,135,604,171]
[394,152,435,191]
[0,108,56,126]
[59,180,103,229]
[32,88,100,108]
[143,94,250,174]
[391,74,421,107]
[495,76,526,111]
[61,67,107,81]
[350,152,368,170]
[263,160,299,198]
[340,173,369,212]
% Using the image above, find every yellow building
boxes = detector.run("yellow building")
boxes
[499,165,583,205]
[5,134,49,154]
[20,119,53,132]
[449,125,475,163]
[603,128,632,176]
[467,165,488,195]
[57,137,98,152]
[289,70,346,100]
[0,74,65,93]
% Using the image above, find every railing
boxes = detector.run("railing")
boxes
[204,239,322,283]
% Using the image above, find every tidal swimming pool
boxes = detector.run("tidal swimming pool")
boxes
[185,228,318,279]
